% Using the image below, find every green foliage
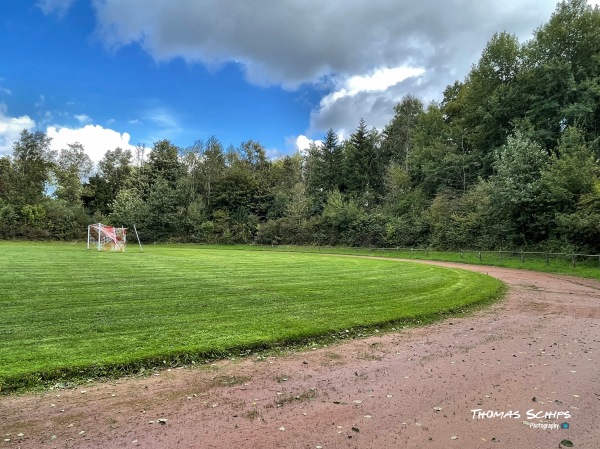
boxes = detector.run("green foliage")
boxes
[45,199,88,240]
[485,131,552,246]
[53,142,93,204]
[306,129,344,206]
[457,32,523,172]
[0,201,19,239]
[11,130,55,205]
[109,188,148,229]
[409,104,473,195]
[382,95,423,169]
[146,139,182,187]
[555,180,600,252]
[517,0,600,152]
[320,189,362,245]
[343,119,385,200]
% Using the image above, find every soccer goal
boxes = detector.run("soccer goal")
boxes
[87,223,127,251]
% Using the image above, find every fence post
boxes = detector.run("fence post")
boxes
[572,253,576,268]
[479,251,482,262]
[521,251,524,264]
[460,250,463,260]
[545,252,549,266]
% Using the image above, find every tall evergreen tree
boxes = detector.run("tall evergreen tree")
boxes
[344,119,384,202]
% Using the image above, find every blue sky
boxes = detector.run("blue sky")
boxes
[0,0,591,163]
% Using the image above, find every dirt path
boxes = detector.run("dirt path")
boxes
[1,261,599,448]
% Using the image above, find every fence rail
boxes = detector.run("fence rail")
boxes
[260,244,600,269]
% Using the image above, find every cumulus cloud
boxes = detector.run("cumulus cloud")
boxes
[89,0,559,138]
[286,134,322,155]
[0,104,36,156]
[312,66,426,135]
[91,1,554,87]
[46,124,136,163]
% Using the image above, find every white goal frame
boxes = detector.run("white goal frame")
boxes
[87,223,127,252]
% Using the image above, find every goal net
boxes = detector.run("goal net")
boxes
[87,223,127,251]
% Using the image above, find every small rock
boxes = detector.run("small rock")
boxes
[79,431,86,436]
[451,435,458,440]
[157,419,168,425]
[353,400,362,404]
[279,426,285,431]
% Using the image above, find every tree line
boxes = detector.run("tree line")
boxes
[1,0,599,251]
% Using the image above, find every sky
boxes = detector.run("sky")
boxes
[0,0,597,164]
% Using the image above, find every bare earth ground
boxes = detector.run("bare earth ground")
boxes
[1,260,599,449]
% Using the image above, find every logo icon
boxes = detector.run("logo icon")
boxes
[561,422,570,430]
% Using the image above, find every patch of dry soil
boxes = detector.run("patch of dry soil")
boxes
[1,261,599,448]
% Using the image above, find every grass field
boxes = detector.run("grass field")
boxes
[0,242,503,393]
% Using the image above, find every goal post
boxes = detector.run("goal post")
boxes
[87,223,127,252]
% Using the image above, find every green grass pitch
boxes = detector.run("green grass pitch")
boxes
[0,242,504,392]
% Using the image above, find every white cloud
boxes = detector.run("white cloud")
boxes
[89,0,558,139]
[74,114,92,124]
[588,0,600,7]
[321,67,423,109]
[310,66,425,134]
[0,104,36,156]
[35,95,46,109]
[91,0,555,88]
[36,0,77,18]
[46,124,136,163]
[138,108,182,142]
[286,135,322,155]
